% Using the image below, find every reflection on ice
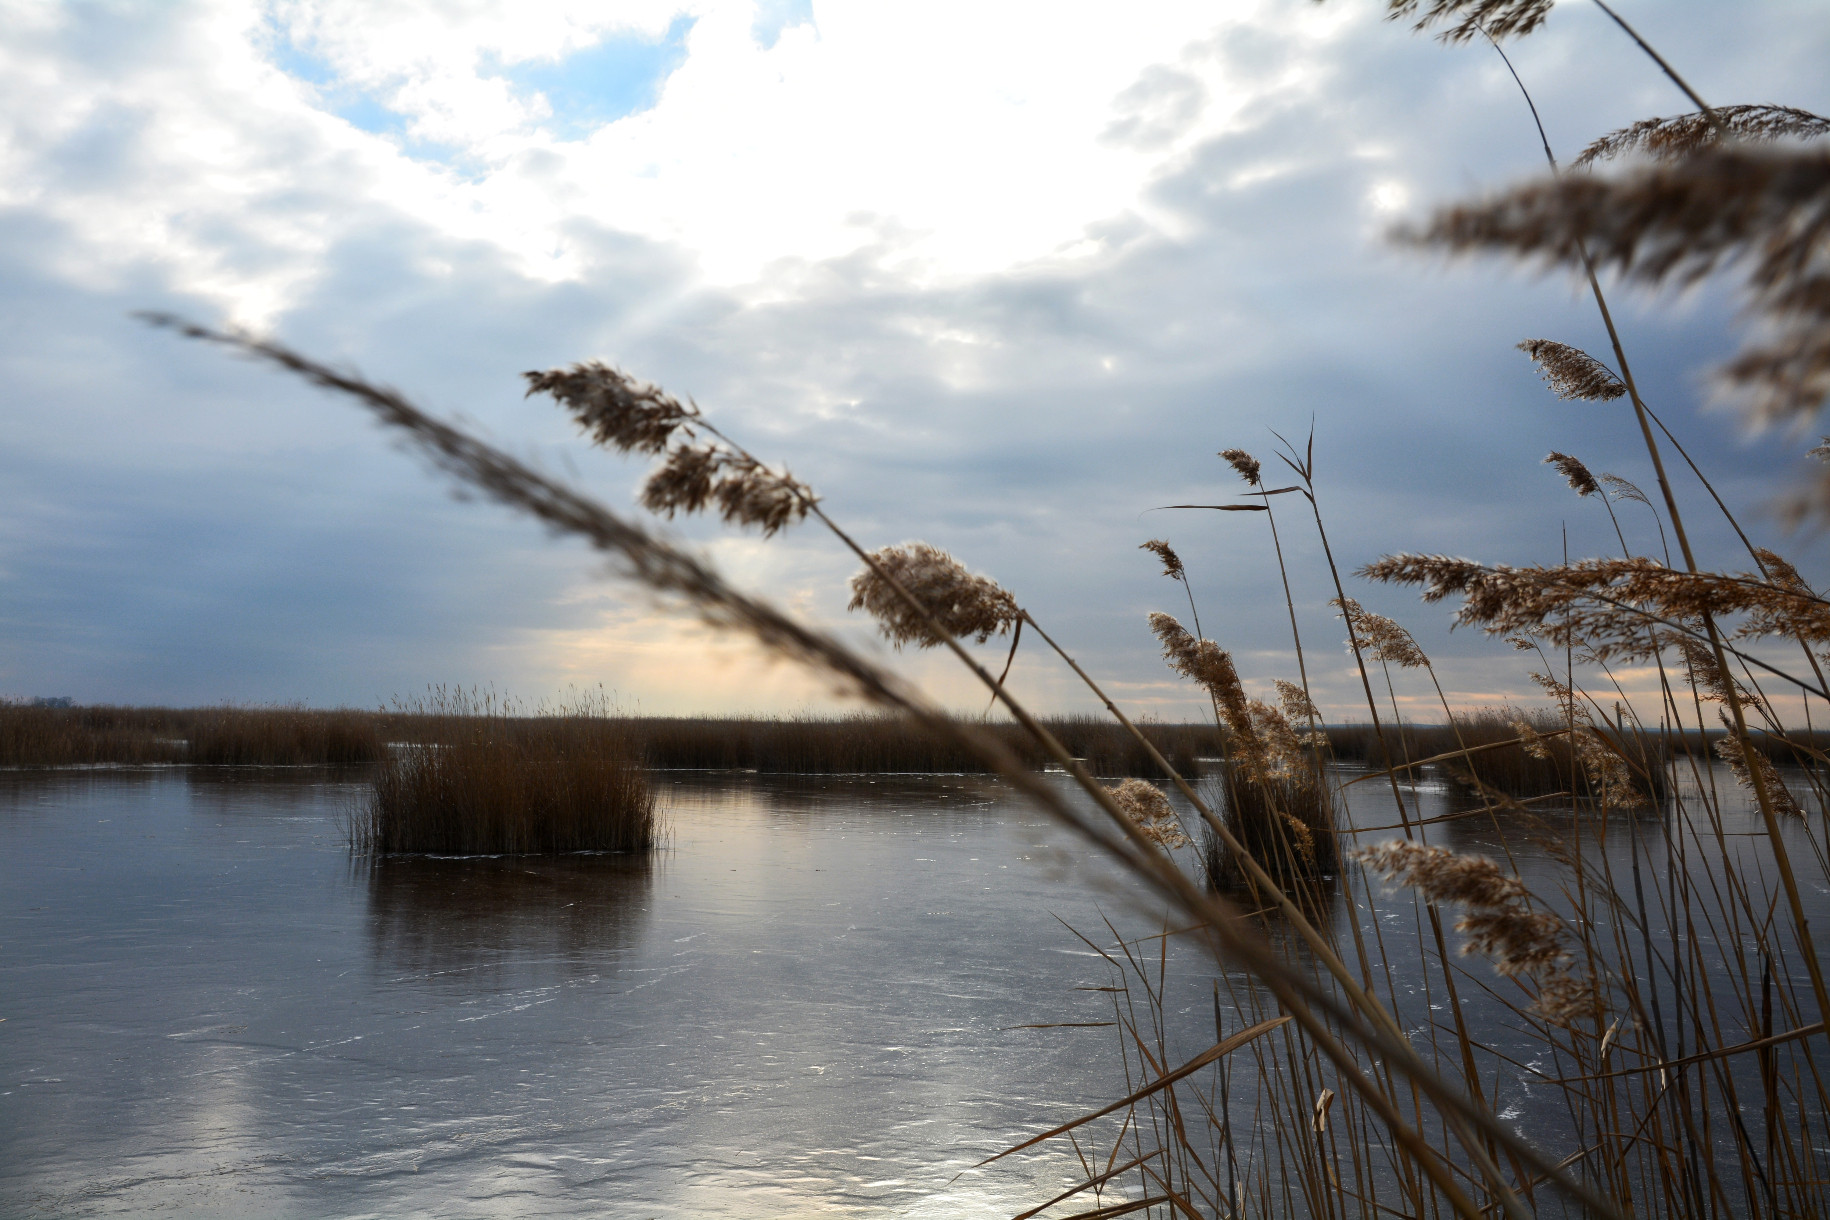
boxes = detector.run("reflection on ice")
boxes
[365,854,653,989]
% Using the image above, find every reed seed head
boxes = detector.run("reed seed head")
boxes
[1281,809,1317,868]
[1677,637,1765,712]
[1379,0,1553,42]
[1518,341,1627,402]
[1333,597,1430,669]
[1356,838,1597,1025]
[1274,679,1319,725]
[1527,670,1648,808]
[1753,547,1807,592]
[640,443,724,517]
[848,543,1021,649]
[1418,150,1830,431]
[1599,473,1651,507]
[1106,778,1191,850]
[640,444,814,535]
[1714,724,1804,817]
[1545,452,1600,498]
[1533,974,1606,1027]
[525,362,699,455]
[1148,613,1253,733]
[1575,105,1830,169]
[711,453,816,536]
[1362,553,1830,661]
[1356,840,1529,908]
[1140,539,1186,581]
[1219,449,1263,486]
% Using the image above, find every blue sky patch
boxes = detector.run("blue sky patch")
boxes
[262,22,452,158]
[497,16,697,141]
[752,0,815,49]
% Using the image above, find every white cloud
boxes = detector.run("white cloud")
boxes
[2,0,1358,324]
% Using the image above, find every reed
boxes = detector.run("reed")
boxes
[628,713,1206,776]
[0,702,387,767]
[355,695,655,856]
[186,707,385,765]
[0,702,182,766]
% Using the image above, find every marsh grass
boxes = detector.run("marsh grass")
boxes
[356,695,655,856]
[186,707,385,765]
[0,702,385,767]
[630,713,1206,777]
[1334,707,1676,804]
[0,700,1206,776]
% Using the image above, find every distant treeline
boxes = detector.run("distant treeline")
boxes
[3,702,1821,781]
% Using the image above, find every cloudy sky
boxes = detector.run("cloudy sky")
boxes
[3,0,1828,720]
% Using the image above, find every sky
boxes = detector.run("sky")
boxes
[3,0,1828,722]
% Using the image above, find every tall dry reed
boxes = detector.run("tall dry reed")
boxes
[355,693,655,856]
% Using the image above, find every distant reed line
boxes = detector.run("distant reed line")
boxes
[7,700,1819,780]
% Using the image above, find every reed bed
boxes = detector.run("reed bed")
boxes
[0,702,385,766]
[156,6,1830,1215]
[355,702,655,855]
[186,707,385,765]
[1332,707,1677,804]
[0,702,183,766]
[0,701,1206,776]
[628,713,1206,776]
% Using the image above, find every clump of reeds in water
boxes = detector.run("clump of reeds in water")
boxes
[355,691,655,855]
[1145,613,1337,887]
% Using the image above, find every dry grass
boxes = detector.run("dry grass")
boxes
[0,703,385,767]
[629,713,1205,777]
[355,697,655,856]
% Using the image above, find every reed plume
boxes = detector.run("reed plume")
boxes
[1140,539,1186,580]
[1676,635,1766,712]
[1523,670,1648,808]
[1518,339,1627,401]
[528,361,815,535]
[1378,0,1552,43]
[1149,613,1253,742]
[525,361,697,454]
[847,543,1022,648]
[1544,451,1600,497]
[1333,597,1429,669]
[1714,725,1805,817]
[1356,840,1600,1026]
[1105,778,1192,850]
[1598,472,1650,507]
[1574,104,1830,169]
[1362,552,1830,663]
[1409,148,1830,431]
[1218,448,1262,486]
[1273,678,1319,725]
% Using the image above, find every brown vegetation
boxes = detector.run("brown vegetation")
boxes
[355,701,655,855]
[0,702,384,767]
